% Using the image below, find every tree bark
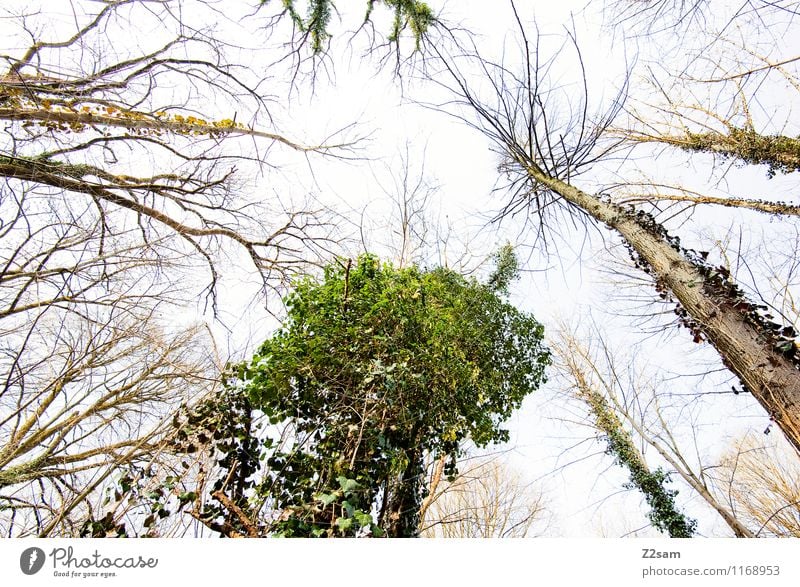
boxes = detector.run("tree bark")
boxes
[529,166,800,454]
[624,129,800,174]
[384,448,424,537]
[417,454,447,529]
[620,193,800,218]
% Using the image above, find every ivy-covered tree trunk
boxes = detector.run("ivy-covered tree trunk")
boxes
[570,362,757,537]
[626,128,800,176]
[382,448,425,537]
[568,357,696,537]
[529,167,800,455]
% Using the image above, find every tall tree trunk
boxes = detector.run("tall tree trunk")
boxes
[384,448,424,537]
[428,5,800,454]
[557,335,755,537]
[417,454,447,530]
[567,361,697,537]
[527,165,800,454]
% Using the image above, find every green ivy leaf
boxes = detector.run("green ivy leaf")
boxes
[354,511,373,527]
[335,517,353,532]
[337,476,359,495]
[314,492,338,507]
[237,252,550,537]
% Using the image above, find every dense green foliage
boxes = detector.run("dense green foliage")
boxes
[234,253,549,536]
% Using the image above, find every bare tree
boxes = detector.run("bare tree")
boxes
[0,0,357,536]
[607,2,800,205]
[422,1,800,454]
[0,175,230,537]
[0,301,221,536]
[0,0,352,308]
[606,0,799,38]
[419,453,549,538]
[553,325,755,537]
[358,142,494,274]
[716,432,800,537]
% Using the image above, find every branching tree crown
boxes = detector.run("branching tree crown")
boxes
[424,0,800,455]
[233,252,550,536]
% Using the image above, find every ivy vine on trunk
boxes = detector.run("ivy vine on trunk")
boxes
[232,250,550,537]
